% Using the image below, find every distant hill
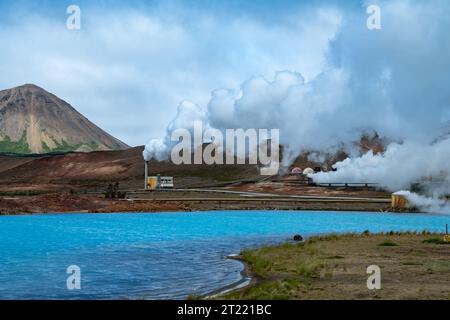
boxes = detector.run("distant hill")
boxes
[0,146,261,191]
[0,84,129,153]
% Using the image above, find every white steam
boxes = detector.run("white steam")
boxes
[143,139,168,162]
[310,138,450,214]
[143,0,450,211]
[311,138,450,192]
[394,191,450,215]
[143,101,208,161]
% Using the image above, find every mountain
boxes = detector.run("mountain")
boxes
[0,84,129,153]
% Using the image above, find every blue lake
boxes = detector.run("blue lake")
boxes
[0,210,448,299]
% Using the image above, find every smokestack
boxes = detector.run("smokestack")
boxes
[144,161,149,190]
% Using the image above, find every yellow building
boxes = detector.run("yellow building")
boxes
[147,176,174,190]
[147,177,158,190]
[391,194,409,210]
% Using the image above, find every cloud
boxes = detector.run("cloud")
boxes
[0,1,341,146]
[305,0,450,206]
[143,0,450,211]
[147,0,450,156]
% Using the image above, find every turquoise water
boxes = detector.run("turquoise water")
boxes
[0,210,448,300]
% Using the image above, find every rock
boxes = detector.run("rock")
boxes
[293,234,303,242]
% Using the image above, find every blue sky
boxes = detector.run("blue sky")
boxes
[0,0,346,145]
[0,0,448,147]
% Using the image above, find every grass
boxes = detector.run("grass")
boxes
[324,255,345,259]
[44,138,99,153]
[422,238,449,245]
[378,241,398,247]
[0,131,31,153]
[0,130,99,154]
[219,231,449,300]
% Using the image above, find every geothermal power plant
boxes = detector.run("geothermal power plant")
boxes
[139,157,421,212]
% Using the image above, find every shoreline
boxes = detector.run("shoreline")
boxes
[1,207,431,217]
[217,232,450,300]
[201,255,256,299]
[0,189,395,216]
[202,229,449,300]
[1,213,448,299]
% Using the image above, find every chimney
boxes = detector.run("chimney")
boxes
[144,161,149,190]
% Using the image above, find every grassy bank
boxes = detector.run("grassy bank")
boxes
[221,231,450,300]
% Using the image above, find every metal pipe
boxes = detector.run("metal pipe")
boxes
[144,161,149,190]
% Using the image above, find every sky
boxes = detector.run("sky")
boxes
[0,0,353,146]
[2,0,448,212]
[0,0,449,149]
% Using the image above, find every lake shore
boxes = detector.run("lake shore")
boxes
[0,191,393,215]
[199,255,254,300]
[218,232,450,300]
[0,211,448,299]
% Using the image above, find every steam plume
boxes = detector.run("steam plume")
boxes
[143,0,450,212]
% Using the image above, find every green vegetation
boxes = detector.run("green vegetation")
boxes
[51,138,79,152]
[41,141,51,153]
[0,131,31,153]
[378,240,398,247]
[84,141,99,150]
[219,231,449,300]
[43,138,99,153]
[221,240,327,300]
[324,255,345,259]
[422,238,449,245]
[0,130,99,154]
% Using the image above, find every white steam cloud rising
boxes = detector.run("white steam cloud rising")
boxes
[144,0,450,212]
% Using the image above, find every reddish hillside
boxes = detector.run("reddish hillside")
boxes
[288,133,385,172]
[0,146,260,192]
[0,133,385,193]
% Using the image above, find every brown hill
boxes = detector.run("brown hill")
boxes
[0,84,129,153]
[0,146,260,192]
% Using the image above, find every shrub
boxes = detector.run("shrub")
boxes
[422,238,448,245]
[378,241,398,247]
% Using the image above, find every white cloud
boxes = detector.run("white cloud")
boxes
[0,3,341,146]
[143,0,450,209]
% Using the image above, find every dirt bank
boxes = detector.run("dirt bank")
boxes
[0,193,186,215]
[220,232,450,300]
[0,190,393,215]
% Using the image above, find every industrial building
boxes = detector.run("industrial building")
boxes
[144,161,174,190]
